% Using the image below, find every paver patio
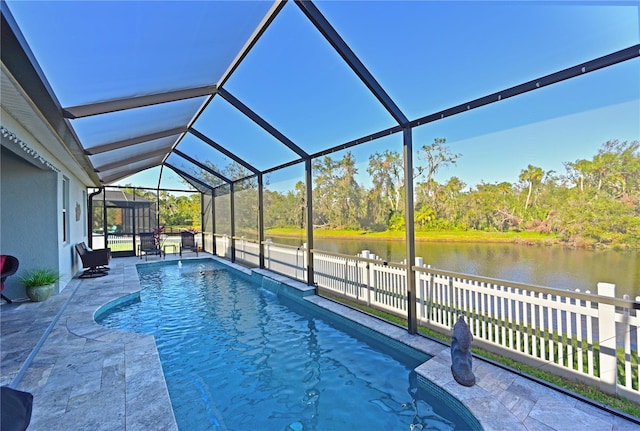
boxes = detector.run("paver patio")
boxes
[1,254,638,430]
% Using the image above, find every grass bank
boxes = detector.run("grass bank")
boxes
[265,227,557,245]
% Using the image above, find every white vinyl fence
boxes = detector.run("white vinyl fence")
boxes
[263,240,307,280]
[233,236,260,267]
[310,248,640,402]
[92,234,130,250]
[214,234,231,258]
[92,234,182,255]
[415,265,640,402]
[211,240,639,402]
[214,236,307,279]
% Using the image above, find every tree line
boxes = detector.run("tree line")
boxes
[187,138,639,250]
[257,138,639,250]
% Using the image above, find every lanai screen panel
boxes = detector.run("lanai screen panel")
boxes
[91,192,105,235]
[263,163,306,237]
[176,179,212,196]
[176,133,244,181]
[158,168,197,192]
[165,153,225,189]
[310,133,404,232]
[412,58,640,190]
[225,1,398,155]
[202,192,214,253]
[316,1,640,120]
[192,96,299,172]
[5,0,277,186]
[89,136,178,173]
[214,186,231,237]
[100,157,166,186]
[234,177,260,241]
[5,0,637,195]
[69,98,206,183]
[69,98,203,151]
[5,1,274,106]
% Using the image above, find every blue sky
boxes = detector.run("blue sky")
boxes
[5,0,640,192]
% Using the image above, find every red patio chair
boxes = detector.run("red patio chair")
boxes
[0,255,19,303]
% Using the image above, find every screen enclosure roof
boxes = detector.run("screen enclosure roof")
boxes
[1,0,639,192]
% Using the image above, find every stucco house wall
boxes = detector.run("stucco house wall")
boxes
[1,106,94,300]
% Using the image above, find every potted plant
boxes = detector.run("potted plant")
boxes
[20,268,59,302]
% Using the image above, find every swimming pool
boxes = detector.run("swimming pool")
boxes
[96,259,480,430]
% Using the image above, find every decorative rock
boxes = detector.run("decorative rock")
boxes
[451,316,476,387]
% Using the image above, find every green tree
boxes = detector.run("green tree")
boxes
[159,191,178,226]
[313,153,363,229]
[556,140,640,248]
[414,138,461,229]
[264,185,305,230]
[461,182,517,231]
[564,158,593,194]
[438,176,467,227]
[367,150,403,213]
[415,138,461,189]
[366,150,404,230]
[518,164,544,210]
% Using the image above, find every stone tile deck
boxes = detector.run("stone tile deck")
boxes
[1,254,638,430]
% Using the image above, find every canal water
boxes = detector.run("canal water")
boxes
[269,236,640,298]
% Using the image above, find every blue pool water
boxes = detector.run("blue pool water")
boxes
[96,260,480,430]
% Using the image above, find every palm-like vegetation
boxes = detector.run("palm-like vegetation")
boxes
[265,139,638,249]
[166,139,639,250]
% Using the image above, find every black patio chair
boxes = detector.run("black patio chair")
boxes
[75,243,110,278]
[1,255,19,303]
[1,385,33,431]
[179,231,199,257]
[139,232,164,261]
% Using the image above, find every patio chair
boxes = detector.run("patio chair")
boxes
[1,385,33,431]
[75,243,110,278]
[78,242,111,269]
[138,232,164,261]
[179,231,199,257]
[1,255,19,303]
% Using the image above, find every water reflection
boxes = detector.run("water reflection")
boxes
[403,370,457,430]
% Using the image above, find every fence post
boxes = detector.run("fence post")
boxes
[222,234,228,258]
[302,243,308,282]
[415,257,424,319]
[361,250,370,305]
[597,282,617,395]
[448,275,455,328]
[265,238,272,269]
[426,265,434,324]
[342,254,351,297]
[370,254,378,305]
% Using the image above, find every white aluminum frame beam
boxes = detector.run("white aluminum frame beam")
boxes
[62,85,217,119]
